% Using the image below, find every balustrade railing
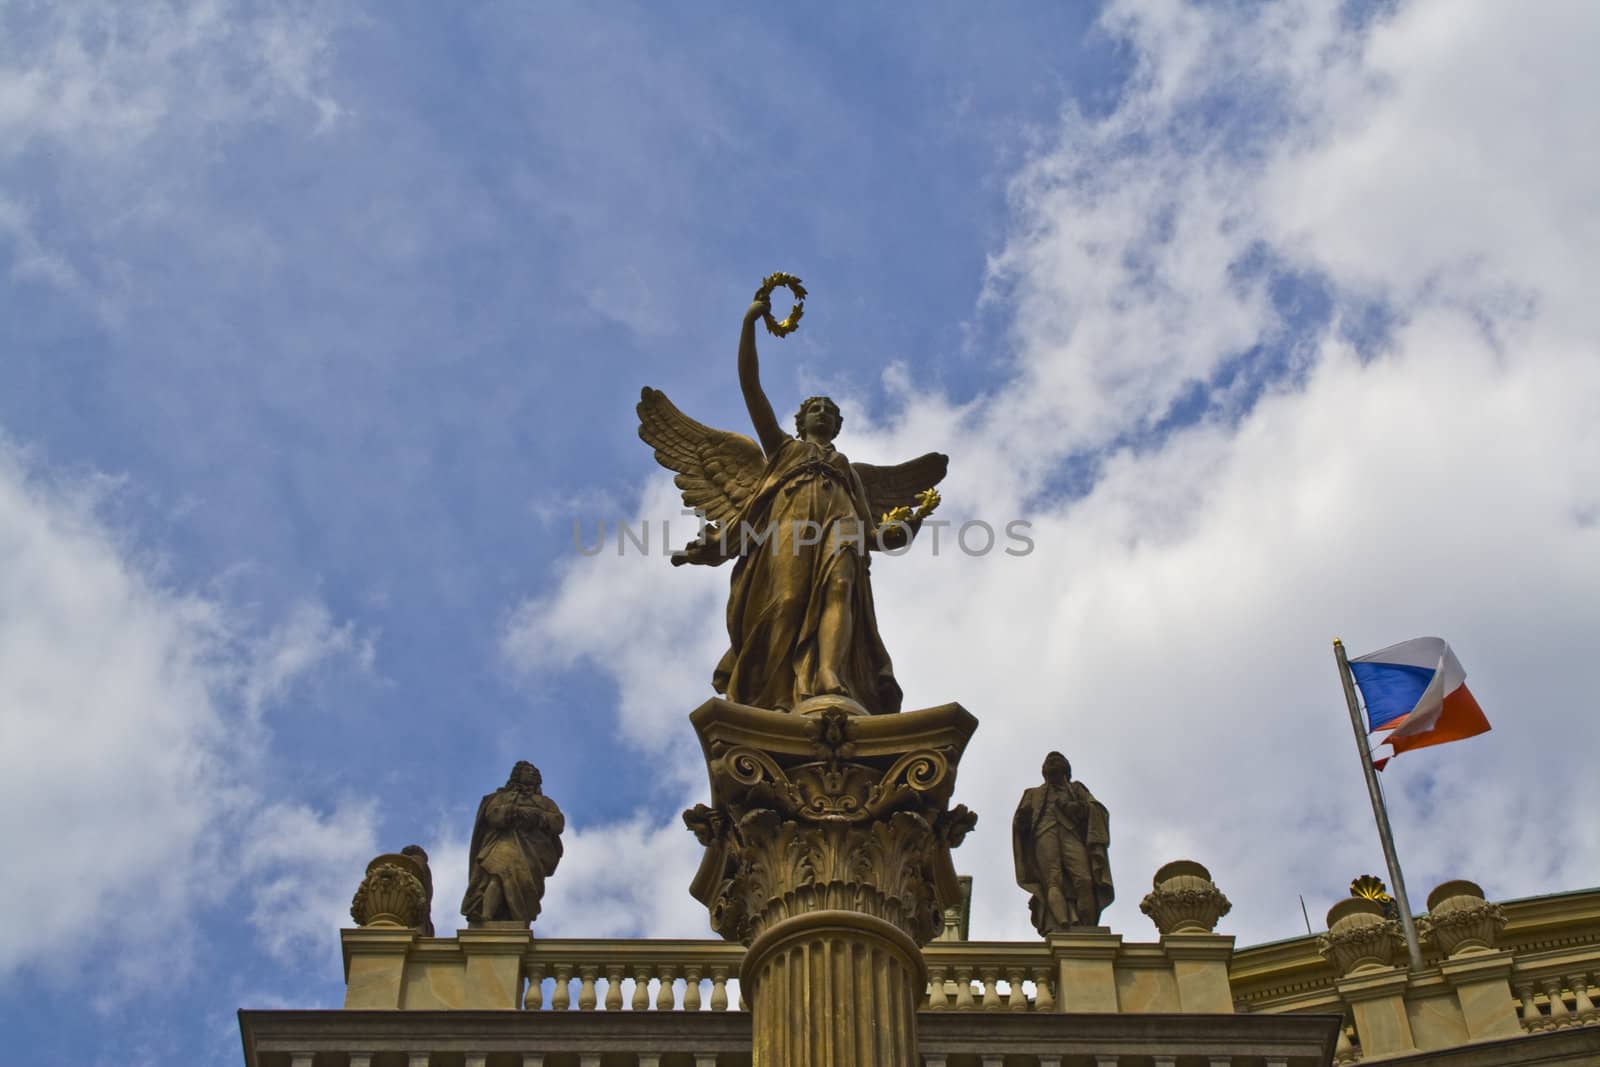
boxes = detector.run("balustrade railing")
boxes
[518,940,745,1012]
[922,941,1054,1011]
[513,939,1059,1013]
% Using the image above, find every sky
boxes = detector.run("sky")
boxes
[2,0,1598,1063]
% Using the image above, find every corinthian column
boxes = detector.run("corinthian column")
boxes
[684,698,978,1067]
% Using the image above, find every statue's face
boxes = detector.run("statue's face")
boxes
[510,762,542,792]
[1042,754,1070,784]
[797,398,841,442]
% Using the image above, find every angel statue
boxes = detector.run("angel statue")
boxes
[636,283,946,716]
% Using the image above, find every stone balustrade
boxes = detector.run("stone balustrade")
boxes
[519,939,746,1013]
[343,926,1239,1016]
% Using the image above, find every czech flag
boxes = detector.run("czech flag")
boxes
[1349,638,1491,769]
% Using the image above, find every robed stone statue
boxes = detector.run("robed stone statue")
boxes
[1012,751,1115,932]
[637,279,947,715]
[460,761,565,926]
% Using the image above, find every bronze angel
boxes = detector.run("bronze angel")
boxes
[637,294,946,716]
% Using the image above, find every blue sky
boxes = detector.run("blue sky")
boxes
[4,3,1599,1064]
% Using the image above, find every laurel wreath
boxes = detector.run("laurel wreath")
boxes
[755,271,807,337]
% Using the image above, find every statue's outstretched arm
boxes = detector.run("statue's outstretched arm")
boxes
[739,298,788,456]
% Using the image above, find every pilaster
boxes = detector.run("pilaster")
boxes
[1438,950,1520,1040]
[1161,933,1236,1013]
[1337,967,1418,1057]
[1047,931,1122,1012]
[341,928,417,1009]
[458,923,532,1009]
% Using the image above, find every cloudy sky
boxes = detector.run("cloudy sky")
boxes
[3,1,1597,1062]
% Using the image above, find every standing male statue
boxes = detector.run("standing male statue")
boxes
[460,761,565,926]
[1012,751,1114,932]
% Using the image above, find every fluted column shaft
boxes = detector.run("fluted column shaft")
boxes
[745,911,925,1067]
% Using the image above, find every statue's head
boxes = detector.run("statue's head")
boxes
[508,760,543,792]
[1042,751,1071,783]
[794,396,842,443]
[401,843,429,865]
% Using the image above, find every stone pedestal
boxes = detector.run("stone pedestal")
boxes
[684,698,977,1067]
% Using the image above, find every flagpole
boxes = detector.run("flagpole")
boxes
[1334,638,1426,972]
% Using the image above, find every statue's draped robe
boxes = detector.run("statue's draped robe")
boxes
[1012,780,1114,931]
[460,790,564,923]
[714,436,903,715]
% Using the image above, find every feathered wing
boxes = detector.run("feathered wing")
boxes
[637,386,766,533]
[855,451,949,520]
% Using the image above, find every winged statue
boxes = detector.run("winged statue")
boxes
[636,286,947,716]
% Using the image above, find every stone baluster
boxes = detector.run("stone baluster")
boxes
[926,966,949,1010]
[979,967,1002,1010]
[655,969,677,1010]
[576,966,598,1010]
[953,966,975,1009]
[604,966,624,1010]
[349,1055,372,1067]
[1006,969,1028,1011]
[465,1055,486,1067]
[550,965,572,1011]
[631,968,652,1010]
[407,1055,430,1067]
[1571,972,1597,1024]
[710,967,730,1011]
[1543,977,1571,1026]
[683,966,703,1011]
[1516,982,1544,1031]
[523,966,543,1010]
[1032,968,1055,1011]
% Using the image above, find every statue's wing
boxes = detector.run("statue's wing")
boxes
[637,387,766,529]
[855,451,949,519]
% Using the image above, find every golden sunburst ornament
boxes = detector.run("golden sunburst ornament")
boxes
[1350,875,1392,903]
[755,271,806,337]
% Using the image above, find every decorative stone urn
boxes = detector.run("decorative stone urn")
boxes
[1319,897,1406,976]
[684,699,977,1067]
[350,852,430,929]
[1140,859,1232,934]
[1422,879,1505,958]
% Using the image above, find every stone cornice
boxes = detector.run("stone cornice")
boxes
[239,1008,1342,1067]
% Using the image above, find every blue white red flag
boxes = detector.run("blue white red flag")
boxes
[1349,637,1490,769]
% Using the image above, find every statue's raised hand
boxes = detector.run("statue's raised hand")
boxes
[744,296,771,326]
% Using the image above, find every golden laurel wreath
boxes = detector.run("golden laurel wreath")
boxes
[755,271,807,337]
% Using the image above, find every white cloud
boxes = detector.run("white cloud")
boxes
[0,440,375,983]
[0,0,346,311]
[0,1,343,160]
[508,0,1600,948]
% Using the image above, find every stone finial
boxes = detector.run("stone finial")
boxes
[1318,897,1405,976]
[350,851,430,929]
[1140,859,1232,934]
[1420,879,1505,958]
